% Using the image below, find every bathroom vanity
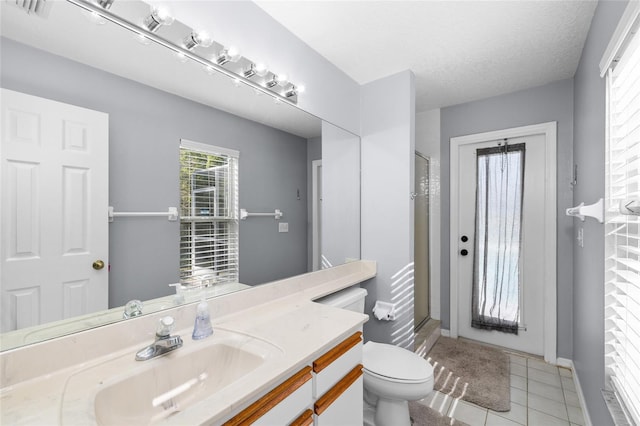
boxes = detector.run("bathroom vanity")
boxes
[0,261,374,425]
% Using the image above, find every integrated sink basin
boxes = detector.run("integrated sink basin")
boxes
[61,329,282,425]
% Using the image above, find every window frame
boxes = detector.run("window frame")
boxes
[179,139,239,287]
[601,2,640,424]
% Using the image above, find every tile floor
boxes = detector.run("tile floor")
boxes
[414,345,586,426]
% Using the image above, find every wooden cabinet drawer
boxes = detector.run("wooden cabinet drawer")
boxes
[224,367,312,426]
[314,365,363,426]
[312,332,362,398]
[290,408,313,426]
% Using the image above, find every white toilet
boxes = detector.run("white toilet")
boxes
[316,287,434,426]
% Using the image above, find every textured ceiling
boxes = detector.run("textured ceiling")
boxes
[255,1,598,112]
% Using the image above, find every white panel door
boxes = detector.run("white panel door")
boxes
[1,89,109,332]
[456,134,546,355]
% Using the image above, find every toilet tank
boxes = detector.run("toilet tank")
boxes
[315,287,367,313]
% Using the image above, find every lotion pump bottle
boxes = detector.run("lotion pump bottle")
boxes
[192,298,213,340]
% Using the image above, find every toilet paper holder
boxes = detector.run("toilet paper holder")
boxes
[373,301,397,321]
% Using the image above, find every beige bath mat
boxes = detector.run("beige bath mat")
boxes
[426,337,510,412]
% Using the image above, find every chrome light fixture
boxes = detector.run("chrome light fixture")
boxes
[183,31,213,50]
[254,63,269,77]
[284,85,298,99]
[265,76,278,88]
[96,0,113,9]
[143,6,174,32]
[275,74,288,85]
[68,0,303,104]
[216,46,241,65]
[243,63,257,78]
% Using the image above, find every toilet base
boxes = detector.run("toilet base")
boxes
[363,399,376,426]
[374,397,411,426]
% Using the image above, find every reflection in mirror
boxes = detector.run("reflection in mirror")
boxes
[0,0,360,351]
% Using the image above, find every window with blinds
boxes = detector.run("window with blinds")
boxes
[604,13,640,425]
[179,140,239,288]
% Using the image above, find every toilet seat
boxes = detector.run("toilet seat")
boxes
[363,367,430,384]
[363,341,433,383]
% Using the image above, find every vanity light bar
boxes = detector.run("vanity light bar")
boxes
[66,0,299,103]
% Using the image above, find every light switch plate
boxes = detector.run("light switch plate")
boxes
[278,222,289,233]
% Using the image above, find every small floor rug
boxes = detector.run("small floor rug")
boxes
[408,401,470,426]
[426,337,510,412]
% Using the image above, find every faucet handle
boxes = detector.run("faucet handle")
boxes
[156,316,175,338]
[123,299,143,319]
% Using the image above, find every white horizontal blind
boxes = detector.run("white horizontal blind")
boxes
[179,142,239,287]
[604,22,640,425]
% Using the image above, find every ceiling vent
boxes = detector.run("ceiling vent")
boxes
[11,0,52,18]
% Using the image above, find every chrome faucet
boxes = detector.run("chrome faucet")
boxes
[123,299,143,319]
[135,316,183,361]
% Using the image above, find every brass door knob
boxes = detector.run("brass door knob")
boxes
[92,260,105,270]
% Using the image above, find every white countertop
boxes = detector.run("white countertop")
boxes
[0,260,375,425]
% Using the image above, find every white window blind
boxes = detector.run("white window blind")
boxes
[604,13,640,425]
[179,140,239,287]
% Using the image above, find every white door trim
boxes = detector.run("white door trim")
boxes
[311,159,322,271]
[449,121,557,363]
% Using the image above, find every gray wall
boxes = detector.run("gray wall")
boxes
[572,2,627,424]
[1,38,309,308]
[169,1,361,135]
[361,70,415,349]
[440,78,575,359]
[322,121,361,267]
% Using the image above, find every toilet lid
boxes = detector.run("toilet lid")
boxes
[363,341,433,382]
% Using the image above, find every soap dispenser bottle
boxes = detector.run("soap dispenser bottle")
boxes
[192,299,213,340]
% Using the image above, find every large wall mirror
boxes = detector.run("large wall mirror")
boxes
[0,0,361,351]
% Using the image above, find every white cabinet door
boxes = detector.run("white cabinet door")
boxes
[1,89,109,332]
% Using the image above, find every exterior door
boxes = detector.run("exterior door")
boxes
[456,134,546,355]
[414,152,430,329]
[1,89,109,332]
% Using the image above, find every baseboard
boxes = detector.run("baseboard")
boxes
[556,358,593,426]
[440,329,450,337]
[556,357,572,369]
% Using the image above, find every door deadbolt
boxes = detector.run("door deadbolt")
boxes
[461,235,469,242]
[92,260,105,270]
[460,249,469,256]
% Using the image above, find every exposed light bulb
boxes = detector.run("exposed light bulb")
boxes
[216,46,241,65]
[297,84,306,94]
[184,31,212,50]
[275,74,288,85]
[227,46,241,61]
[254,63,268,77]
[233,78,242,87]
[144,6,174,32]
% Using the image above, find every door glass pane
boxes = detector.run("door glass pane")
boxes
[472,143,525,334]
